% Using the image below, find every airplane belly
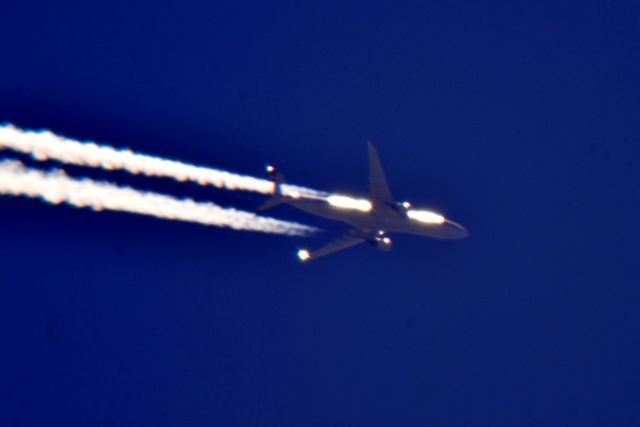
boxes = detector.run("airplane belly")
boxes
[289,199,385,228]
[287,199,468,239]
[289,199,358,224]
[402,220,469,239]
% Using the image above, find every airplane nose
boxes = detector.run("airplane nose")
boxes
[445,219,470,239]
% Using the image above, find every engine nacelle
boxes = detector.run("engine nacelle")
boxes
[372,235,393,252]
[391,201,412,215]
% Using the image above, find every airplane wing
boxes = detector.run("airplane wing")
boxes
[367,142,394,205]
[298,228,368,261]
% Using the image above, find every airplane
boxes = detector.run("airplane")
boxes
[259,142,468,261]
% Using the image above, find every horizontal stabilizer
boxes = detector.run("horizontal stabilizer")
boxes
[258,196,285,211]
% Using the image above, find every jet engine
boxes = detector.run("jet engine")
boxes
[372,235,393,251]
[392,200,412,215]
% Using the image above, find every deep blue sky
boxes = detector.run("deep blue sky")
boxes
[1,1,639,426]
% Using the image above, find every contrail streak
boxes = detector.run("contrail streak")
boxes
[0,160,318,236]
[0,124,327,198]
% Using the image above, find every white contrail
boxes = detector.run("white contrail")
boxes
[0,160,318,236]
[0,124,327,198]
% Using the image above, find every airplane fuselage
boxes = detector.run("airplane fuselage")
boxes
[285,197,468,240]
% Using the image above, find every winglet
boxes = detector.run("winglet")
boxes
[367,142,394,204]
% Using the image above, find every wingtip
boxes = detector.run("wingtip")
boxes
[368,141,382,160]
[297,249,311,262]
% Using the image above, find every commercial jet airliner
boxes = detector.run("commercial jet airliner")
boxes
[259,143,468,261]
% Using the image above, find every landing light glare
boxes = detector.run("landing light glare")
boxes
[407,209,446,224]
[327,195,372,212]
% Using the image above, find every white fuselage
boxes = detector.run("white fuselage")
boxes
[285,196,468,240]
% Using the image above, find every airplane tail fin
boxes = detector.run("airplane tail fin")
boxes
[258,165,286,211]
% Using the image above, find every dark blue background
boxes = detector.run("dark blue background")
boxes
[1,1,639,426]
